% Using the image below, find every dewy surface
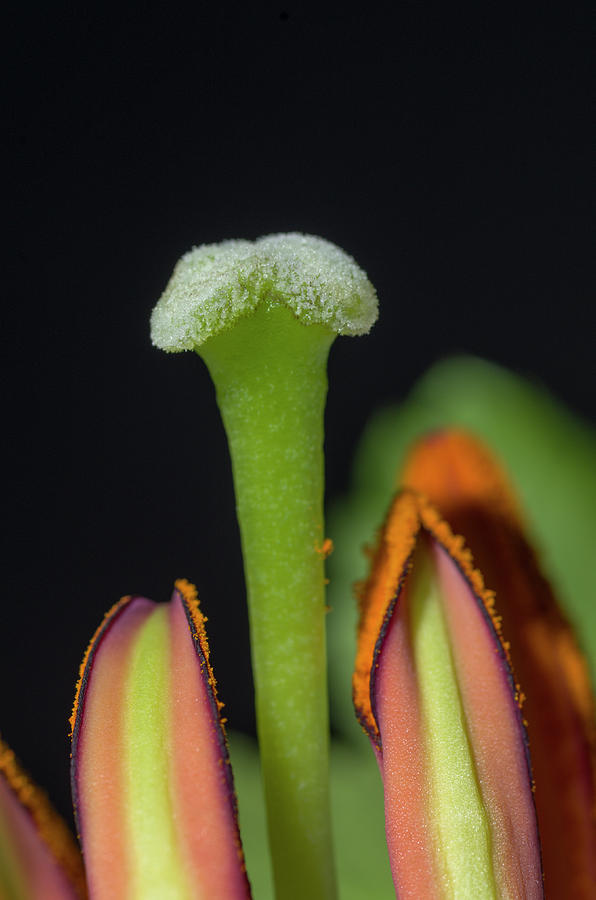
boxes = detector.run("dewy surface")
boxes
[150,233,378,351]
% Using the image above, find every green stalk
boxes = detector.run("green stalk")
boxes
[151,233,378,900]
[202,305,335,899]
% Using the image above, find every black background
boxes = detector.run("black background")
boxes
[4,4,594,826]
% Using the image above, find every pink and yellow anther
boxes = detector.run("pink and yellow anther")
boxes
[70,579,250,900]
[0,740,86,899]
[354,429,595,899]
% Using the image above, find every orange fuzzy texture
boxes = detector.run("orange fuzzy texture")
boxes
[401,428,596,898]
[0,738,87,898]
[315,538,334,559]
[370,534,543,898]
[175,578,225,717]
[72,594,150,899]
[69,596,131,737]
[72,582,250,899]
[371,563,441,896]
[353,490,515,749]
[169,586,250,893]
[430,539,542,897]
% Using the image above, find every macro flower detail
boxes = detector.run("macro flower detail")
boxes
[354,488,543,898]
[150,232,378,351]
[0,739,86,899]
[353,427,596,898]
[70,579,250,900]
[400,429,596,898]
[151,233,378,899]
[2,235,594,900]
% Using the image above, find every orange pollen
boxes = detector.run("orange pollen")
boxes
[0,738,87,897]
[315,537,334,559]
[175,578,225,733]
[69,596,132,737]
[401,427,524,529]
[353,490,518,747]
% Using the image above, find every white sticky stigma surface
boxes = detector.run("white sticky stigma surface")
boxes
[150,233,379,351]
